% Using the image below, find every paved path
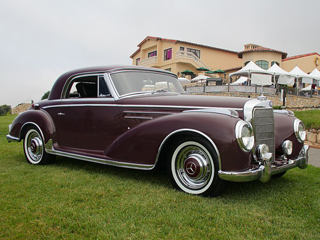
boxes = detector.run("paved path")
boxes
[308,146,320,167]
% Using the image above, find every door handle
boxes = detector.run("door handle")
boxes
[58,112,65,116]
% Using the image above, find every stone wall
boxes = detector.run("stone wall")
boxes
[306,130,320,147]
[11,103,32,114]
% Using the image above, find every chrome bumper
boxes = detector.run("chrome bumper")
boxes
[6,134,20,143]
[218,145,309,182]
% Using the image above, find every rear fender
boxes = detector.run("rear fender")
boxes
[9,110,56,145]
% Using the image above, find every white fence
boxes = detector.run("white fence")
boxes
[186,85,277,95]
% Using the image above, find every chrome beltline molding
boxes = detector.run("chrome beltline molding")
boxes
[42,103,242,112]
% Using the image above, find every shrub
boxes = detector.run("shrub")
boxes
[0,105,11,116]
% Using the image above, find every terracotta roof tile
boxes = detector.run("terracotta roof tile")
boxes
[238,46,287,59]
[282,52,320,61]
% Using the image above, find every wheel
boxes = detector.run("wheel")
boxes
[272,171,287,178]
[168,137,225,197]
[23,127,55,165]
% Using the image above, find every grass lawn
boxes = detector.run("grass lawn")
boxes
[294,110,320,129]
[1,114,320,239]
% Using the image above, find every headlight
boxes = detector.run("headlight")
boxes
[294,119,306,143]
[236,121,254,152]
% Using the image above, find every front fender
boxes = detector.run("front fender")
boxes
[105,112,251,171]
[8,109,56,145]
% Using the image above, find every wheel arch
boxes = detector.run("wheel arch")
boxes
[12,110,56,147]
[156,128,221,170]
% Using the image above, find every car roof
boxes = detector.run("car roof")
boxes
[48,65,175,100]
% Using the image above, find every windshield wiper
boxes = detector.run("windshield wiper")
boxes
[152,89,169,94]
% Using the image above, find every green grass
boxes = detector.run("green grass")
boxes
[294,110,320,129]
[1,114,320,239]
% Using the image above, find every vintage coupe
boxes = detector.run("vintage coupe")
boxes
[7,66,309,196]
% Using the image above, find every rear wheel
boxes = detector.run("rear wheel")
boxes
[168,137,225,197]
[23,127,55,165]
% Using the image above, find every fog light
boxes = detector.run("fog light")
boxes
[257,144,271,161]
[282,140,293,156]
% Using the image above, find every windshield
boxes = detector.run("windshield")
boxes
[110,71,184,97]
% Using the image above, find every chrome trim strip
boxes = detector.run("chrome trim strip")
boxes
[123,110,176,115]
[183,107,239,118]
[42,103,241,111]
[155,128,222,170]
[218,145,309,182]
[124,116,153,120]
[46,148,154,170]
[42,104,117,109]
[274,110,295,116]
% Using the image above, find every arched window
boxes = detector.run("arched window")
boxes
[271,61,279,66]
[255,60,269,70]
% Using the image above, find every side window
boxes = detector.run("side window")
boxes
[66,75,111,98]
[98,76,111,97]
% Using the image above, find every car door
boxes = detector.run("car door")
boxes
[46,75,122,153]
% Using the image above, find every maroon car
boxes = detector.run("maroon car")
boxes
[7,66,309,196]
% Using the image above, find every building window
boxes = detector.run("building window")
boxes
[271,61,279,66]
[187,48,200,58]
[255,60,269,70]
[180,46,185,51]
[165,68,171,72]
[164,48,172,61]
[244,61,250,66]
[148,51,157,58]
[136,58,140,66]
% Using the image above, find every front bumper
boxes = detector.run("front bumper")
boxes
[218,145,309,182]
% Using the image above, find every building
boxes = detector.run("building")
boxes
[130,36,242,78]
[130,36,320,79]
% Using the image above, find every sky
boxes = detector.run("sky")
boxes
[1,0,320,107]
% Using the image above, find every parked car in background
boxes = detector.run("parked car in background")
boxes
[7,66,309,196]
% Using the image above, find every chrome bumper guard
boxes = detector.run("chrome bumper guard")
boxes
[218,145,309,183]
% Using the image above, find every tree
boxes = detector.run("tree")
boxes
[0,104,11,116]
[41,91,50,100]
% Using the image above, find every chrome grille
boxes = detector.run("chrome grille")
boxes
[252,108,275,161]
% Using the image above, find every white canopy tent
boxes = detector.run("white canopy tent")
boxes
[290,66,312,84]
[191,75,210,83]
[267,64,294,85]
[309,68,320,80]
[308,68,320,86]
[229,61,273,86]
[230,76,248,85]
[229,61,271,77]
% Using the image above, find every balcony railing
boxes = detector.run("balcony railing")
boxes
[138,56,157,66]
[175,51,210,69]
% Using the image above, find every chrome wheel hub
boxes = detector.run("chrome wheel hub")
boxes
[26,131,43,163]
[176,145,212,190]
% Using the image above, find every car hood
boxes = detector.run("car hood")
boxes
[119,93,250,110]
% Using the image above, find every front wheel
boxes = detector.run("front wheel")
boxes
[23,127,55,165]
[168,137,225,197]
